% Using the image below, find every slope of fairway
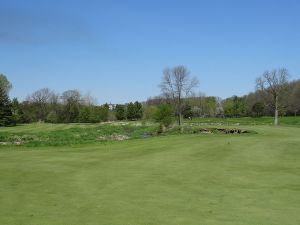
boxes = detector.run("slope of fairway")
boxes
[185,116,300,126]
[0,126,300,225]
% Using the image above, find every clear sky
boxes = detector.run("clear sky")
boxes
[1,0,300,104]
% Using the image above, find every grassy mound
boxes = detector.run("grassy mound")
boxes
[0,123,157,147]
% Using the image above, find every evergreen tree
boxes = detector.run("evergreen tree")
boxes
[79,106,91,122]
[134,101,143,120]
[252,102,265,117]
[0,87,14,126]
[154,104,174,128]
[115,104,126,120]
[126,102,136,120]
[182,104,193,119]
[126,101,143,120]
[11,98,24,123]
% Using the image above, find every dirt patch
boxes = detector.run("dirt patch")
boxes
[110,134,129,141]
[97,134,129,141]
[0,141,24,146]
[0,142,10,145]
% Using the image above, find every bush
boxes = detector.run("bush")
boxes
[143,105,157,120]
[154,104,174,129]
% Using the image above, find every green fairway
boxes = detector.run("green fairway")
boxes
[185,116,300,126]
[0,123,300,225]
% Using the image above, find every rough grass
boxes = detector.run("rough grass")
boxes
[0,120,300,225]
[0,122,157,147]
[0,121,256,147]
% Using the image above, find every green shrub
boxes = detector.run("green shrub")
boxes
[154,104,174,129]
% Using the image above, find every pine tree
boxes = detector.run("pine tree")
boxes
[115,104,126,120]
[12,98,24,123]
[126,101,143,120]
[134,101,143,119]
[0,87,15,126]
[126,102,136,120]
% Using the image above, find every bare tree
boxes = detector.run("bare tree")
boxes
[82,92,97,106]
[28,88,53,103]
[160,66,198,126]
[61,90,81,105]
[27,88,56,121]
[61,90,82,122]
[256,68,289,125]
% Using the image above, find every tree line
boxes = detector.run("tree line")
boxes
[0,74,143,126]
[1,66,300,127]
[147,66,299,126]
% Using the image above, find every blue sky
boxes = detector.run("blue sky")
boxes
[1,0,300,104]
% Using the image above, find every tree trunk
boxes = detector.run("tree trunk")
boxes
[178,112,184,133]
[176,109,180,126]
[178,96,182,126]
[178,112,182,126]
[274,96,278,126]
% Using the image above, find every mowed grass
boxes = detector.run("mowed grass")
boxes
[186,116,300,126]
[0,122,300,225]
